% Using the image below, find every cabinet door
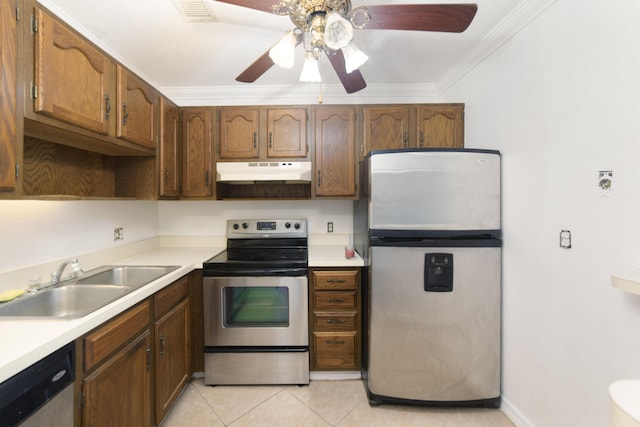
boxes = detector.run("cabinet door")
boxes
[82,330,152,427]
[219,107,259,159]
[267,108,307,158]
[159,97,179,197]
[155,298,191,424]
[362,106,411,155]
[116,65,158,148]
[416,104,464,148]
[182,107,213,197]
[313,107,356,197]
[0,0,17,191]
[34,8,111,135]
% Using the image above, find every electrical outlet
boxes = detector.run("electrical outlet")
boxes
[560,230,571,249]
[114,227,124,241]
[327,222,334,233]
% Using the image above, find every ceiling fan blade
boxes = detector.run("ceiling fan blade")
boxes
[325,50,367,94]
[364,4,478,33]
[214,0,275,13]
[236,50,274,83]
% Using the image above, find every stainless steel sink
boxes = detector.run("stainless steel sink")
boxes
[0,285,131,319]
[75,265,180,289]
[0,265,180,319]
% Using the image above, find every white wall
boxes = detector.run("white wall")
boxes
[444,0,640,425]
[0,200,158,273]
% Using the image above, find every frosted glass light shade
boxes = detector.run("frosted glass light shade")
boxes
[300,52,321,82]
[269,31,297,69]
[342,42,368,73]
[324,12,353,49]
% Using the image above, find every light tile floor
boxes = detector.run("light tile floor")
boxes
[161,379,515,427]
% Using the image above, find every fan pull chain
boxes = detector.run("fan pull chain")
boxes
[318,82,323,104]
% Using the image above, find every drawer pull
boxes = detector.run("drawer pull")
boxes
[326,279,346,284]
[325,339,345,345]
[159,335,166,357]
[326,319,346,324]
[326,298,346,303]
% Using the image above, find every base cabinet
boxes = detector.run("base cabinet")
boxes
[309,268,361,371]
[77,275,192,427]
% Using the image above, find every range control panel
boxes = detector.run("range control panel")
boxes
[226,219,307,238]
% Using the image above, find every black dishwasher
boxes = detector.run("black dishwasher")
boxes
[0,342,75,427]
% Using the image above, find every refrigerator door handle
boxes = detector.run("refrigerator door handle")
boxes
[424,253,454,292]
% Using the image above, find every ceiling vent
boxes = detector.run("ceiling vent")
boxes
[170,0,217,22]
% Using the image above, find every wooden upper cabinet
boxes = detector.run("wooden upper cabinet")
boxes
[159,97,179,197]
[0,0,18,192]
[116,65,158,148]
[415,104,463,148]
[219,106,309,160]
[362,106,410,154]
[266,108,307,158]
[182,107,213,198]
[361,104,464,156]
[313,106,356,198]
[33,7,112,135]
[219,107,259,159]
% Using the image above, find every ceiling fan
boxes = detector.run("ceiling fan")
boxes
[220,0,478,93]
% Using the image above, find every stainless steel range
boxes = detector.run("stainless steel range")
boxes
[202,219,309,385]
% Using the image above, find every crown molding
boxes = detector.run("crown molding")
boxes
[437,0,559,94]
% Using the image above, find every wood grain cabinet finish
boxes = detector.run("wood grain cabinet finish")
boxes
[312,106,357,198]
[218,107,308,160]
[33,7,112,136]
[309,268,361,371]
[81,300,152,427]
[181,107,214,198]
[0,0,18,192]
[116,65,158,149]
[361,104,464,156]
[159,97,179,197]
[154,277,191,425]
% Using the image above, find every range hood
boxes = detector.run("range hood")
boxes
[216,162,313,184]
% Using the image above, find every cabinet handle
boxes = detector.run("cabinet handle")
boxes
[403,131,408,147]
[317,170,321,187]
[253,132,257,149]
[105,95,111,120]
[326,319,346,324]
[122,103,129,125]
[146,347,151,372]
[419,130,424,147]
[325,339,345,345]
[268,132,273,149]
[326,279,346,284]
[326,298,346,303]
[159,335,166,357]
[164,168,169,185]
[205,170,210,187]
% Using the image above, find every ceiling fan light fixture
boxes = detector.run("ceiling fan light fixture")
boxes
[342,41,368,73]
[269,31,297,69]
[300,51,322,82]
[324,12,353,50]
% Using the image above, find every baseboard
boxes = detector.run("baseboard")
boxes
[501,395,535,427]
[310,371,362,381]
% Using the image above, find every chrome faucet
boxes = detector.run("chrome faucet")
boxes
[51,258,84,284]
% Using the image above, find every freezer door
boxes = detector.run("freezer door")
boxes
[367,246,501,403]
[369,150,500,231]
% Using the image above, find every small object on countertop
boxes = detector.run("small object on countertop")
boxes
[345,234,355,258]
[0,289,26,303]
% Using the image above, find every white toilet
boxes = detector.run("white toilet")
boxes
[610,380,640,427]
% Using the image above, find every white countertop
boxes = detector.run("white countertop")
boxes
[611,270,640,296]
[0,241,363,383]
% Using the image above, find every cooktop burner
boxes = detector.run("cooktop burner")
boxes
[203,219,308,276]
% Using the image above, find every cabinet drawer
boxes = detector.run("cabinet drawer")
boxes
[312,332,357,370]
[312,270,358,290]
[154,276,189,320]
[314,290,357,310]
[84,300,150,371]
[312,311,357,331]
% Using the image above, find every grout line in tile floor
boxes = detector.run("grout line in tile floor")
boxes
[160,379,515,427]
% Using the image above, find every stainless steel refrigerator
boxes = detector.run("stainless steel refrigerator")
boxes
[354,148,501,408]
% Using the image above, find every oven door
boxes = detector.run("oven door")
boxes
[203,276,308,348]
